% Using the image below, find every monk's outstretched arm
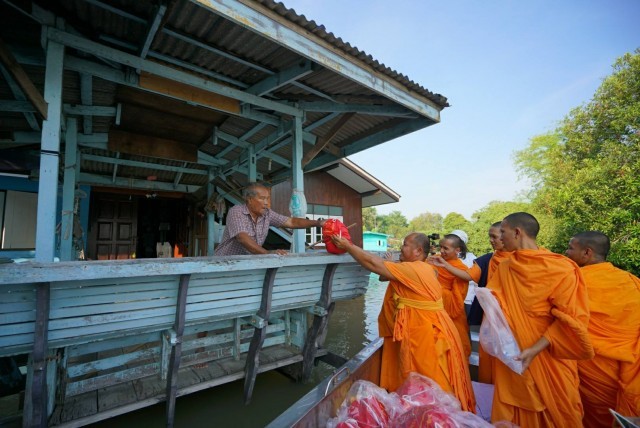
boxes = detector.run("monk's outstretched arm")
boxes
[330,235,395,281]
[427,256,473,281]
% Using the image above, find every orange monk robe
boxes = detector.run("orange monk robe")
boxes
[433,258,472,357]
[488,249,594,427]
[578,262,640,427]
[468,250,513,384]
[379,260,476,411]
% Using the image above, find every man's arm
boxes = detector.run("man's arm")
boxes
[330,235,395,280]
[282,217,326,229]
[427,255,473,281]
[235,232,287,255]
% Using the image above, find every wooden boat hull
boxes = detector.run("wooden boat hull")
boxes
[266,337,383,428]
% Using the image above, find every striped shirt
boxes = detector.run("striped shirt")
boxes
[214,204,289,256]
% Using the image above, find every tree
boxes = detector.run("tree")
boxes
[362,207,378,232]
[515,50,640,274]
[442,212,470,235]
[408,212,443,234]
[378,210,408,248]
[467,201,533,254]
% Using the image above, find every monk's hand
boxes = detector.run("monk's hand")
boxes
[515,336,550,372]
[427,255,445,266]
[330,234,350,250]
[383,251,394,261]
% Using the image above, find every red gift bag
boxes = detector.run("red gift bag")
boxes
[322,219,352,254]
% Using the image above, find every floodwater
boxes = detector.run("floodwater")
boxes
[90,274,388,428]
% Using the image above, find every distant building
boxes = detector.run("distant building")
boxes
[363,231,388,252]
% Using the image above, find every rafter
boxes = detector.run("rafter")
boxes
[46,28,303,117]
[302,113,353,167]
[246,60,313,96]
[0,38,47,119]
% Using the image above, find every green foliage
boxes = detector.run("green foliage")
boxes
[442,212,470,235]
[362,207,378,232]
[407,212,443,235]
[377,211,409,249]
[467,201,532,254]
[515,50,640,275]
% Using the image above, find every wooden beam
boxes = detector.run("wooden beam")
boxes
[139,72,241,115]
[301,264,337,380]
[108,129,198,163]
[0,38,48,119]
[301,113,354,167]
[165,274,191,428]
[244,267,278,404]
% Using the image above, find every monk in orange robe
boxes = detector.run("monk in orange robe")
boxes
[429,234,473,358]
[566,231,640,427]
[331,232,476,412]
[429,222,513,384]
[487,212,594,427]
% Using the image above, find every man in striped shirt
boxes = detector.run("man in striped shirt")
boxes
[214,183,325,256]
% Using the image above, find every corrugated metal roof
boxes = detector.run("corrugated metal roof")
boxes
[1,0,448,204]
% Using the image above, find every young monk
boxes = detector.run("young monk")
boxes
[331,232,476,412]
[427,234,472,358]
[488,212,593,427]
[429,222,512,383]
[566,231,640,427]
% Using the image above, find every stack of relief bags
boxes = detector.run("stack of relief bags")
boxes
[326,372,515,428]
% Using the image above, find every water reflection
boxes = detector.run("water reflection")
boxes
[90,275,389,428]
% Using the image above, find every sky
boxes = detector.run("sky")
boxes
[283,0,640,220]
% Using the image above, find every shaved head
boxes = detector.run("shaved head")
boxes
[572,231,610,260]
[503,212,540,238]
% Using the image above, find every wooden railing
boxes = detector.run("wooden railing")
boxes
[0,253,369,427]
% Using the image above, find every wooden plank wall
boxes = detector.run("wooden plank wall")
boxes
[270,171,363,247]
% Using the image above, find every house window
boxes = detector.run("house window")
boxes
[1,190,38,249]
[305,204,343,247]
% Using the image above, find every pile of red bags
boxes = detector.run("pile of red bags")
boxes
[322,219,352,254]
[327,373,498,428]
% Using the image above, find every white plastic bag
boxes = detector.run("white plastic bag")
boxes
[475,286,523,375]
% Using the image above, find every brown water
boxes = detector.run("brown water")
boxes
[89,275,387,428]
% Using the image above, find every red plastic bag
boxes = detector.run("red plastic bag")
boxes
[326,380,403,428]
[395,372,460,411]
[322,219,352,254]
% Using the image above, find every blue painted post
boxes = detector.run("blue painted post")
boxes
[247,145,256,183]
[291,116,306,253]
[36,40,64,262]
[60,118,77,261]
[207,168,215,255]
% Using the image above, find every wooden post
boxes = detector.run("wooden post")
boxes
[243,267,278,404]
[165,274,191,428]
[301,263,337,380]
[23,282,50,428]
[35,39,64,262]
[60,118,78,261]
[290,116,306,253]
[207,169,215,255]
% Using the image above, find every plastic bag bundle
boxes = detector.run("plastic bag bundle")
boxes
[475,287,524,375]
[389,406,493,428]
[327,380,404,428]
[394,372,460,411]
[322,219,352,254]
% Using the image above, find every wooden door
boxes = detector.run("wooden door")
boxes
[89,193,138,260]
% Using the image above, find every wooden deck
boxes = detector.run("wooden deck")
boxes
[0,253,368,426]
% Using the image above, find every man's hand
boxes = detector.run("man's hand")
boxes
[427,255,446,267]
[270,249,289,255]
[316,218,327,228]
[330,234,351,251]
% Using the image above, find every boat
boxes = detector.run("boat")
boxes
[268,336,496,427]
